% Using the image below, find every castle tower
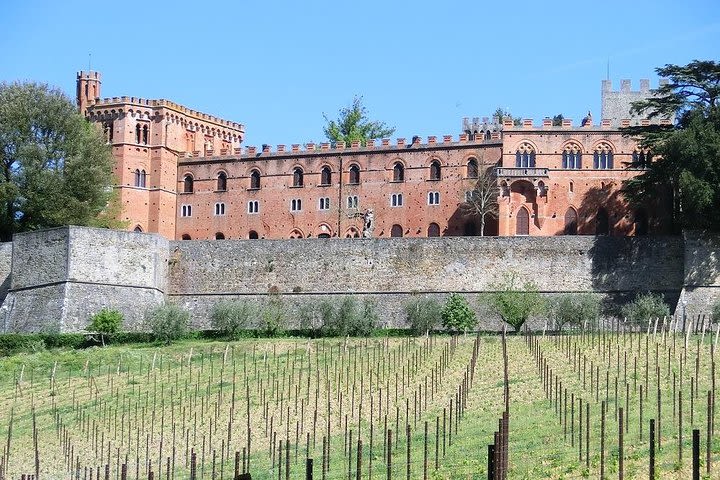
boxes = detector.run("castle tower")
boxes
[76,71,102,114]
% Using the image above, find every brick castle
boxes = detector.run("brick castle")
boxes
[77,71,671,240]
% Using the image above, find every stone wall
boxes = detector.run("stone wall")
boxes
[680,231,720,318]
[3,227,715,333]
[1,227,168,332]
[167,235,685,328]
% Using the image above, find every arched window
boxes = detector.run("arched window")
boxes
[289,229,304,239]
[183,174,194,193]
[248,230,259,239]
[564,208,578,235]
[293,167,304,187]
[515,143,536,168]
[142,125,149,145]
[428,223,440,237]
[632,150,652,169]
[390,224,403,237]
[320,166,332,186]
[181,234,191,240]
[133,225,143,233]
[429,160,441,180]
[140,170,146,188]
[393,162,405,182]
[217,172,227,191]
[250,169,261,189]
[215,232,225,240]
[562,143,582,169]
[135,124,141,144]
[635,209,649,236]
[345,227,360,238]
[134,169,141,187]
[466,158,479,178]
[596,208,609,235]
[516,207,529,236]
[593,143,614,169]
[569,181,574,193]
[348,164,360,184]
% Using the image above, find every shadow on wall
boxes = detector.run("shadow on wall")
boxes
[683,232,720,291]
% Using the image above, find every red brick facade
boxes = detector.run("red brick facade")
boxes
[78,71,669,240]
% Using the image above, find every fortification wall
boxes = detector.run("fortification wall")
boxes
[4,227,715,333]
[167,235,684,328]
[681,232,720,318]
[1,227,169,332]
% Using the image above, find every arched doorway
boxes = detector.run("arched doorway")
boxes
[634,209,648,236]
[564,208,578,235]
[248,230,259,239]
[516,207,529,236]
[596,208,609,235]
[427,223,440,237]
[390,224,403,237]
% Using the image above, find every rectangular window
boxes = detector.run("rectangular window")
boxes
[214,202,226,216]
[291,198,302,212]
[428,192,440,205]
[319,197,331,211]
[248,200,259,214]
[391,193,403,207]
[181,204,192,217]
[346,195,359,209]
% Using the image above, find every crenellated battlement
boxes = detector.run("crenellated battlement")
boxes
[601,78,669,93]
[87,96,244,131]
[177,133,502,159]
[499,116,670,130]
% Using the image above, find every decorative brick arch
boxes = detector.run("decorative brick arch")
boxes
[315,223,333,238]
[289,228,305,239]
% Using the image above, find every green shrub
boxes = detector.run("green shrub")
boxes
[481,273,546,332]
[551,294,601,331]
[298,300,335,336]
[441,293,477,333]
[210,301,255,338]
[712,300,720,322]
[353,299,379,336]
[405,298,442,335]
[88,308,123,345]
[315,297,378,337]
[260,295,286,337]
[621,292,670,326]
[144,304,190,344]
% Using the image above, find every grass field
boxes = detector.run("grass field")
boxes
[0,327,717,479]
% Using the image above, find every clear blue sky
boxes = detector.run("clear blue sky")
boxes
[1,0,718,147]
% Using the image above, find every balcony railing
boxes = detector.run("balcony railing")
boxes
[495,167,549,178]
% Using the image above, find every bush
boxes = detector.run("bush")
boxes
[314,297,378,337]
[298,300,335,336]
[621,292,670,326]
[144,304,190,344]
[88,308,123,345]
[551,294,601,331]
[481,273,546,332]
[441,294,477,333]
[259,295,286,337]
[405,298,442,335]
[712,300,720,323]
[210,301,256,338]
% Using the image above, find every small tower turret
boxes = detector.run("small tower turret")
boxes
[76,71,102,114]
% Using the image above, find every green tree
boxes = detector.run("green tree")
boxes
[493,107,522,126]
[550,293,600,331]
[88,308,123,346]
[441,293,477,333]
[482,273,546,332]
[404,297,442,335]
[144,304,190,345]
[323,96,395,146]
[623,60,720,231]
[210,300,256,339]
[0,82,116,240]
[621,292,670,327]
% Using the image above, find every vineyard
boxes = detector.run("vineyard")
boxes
[0,321,717,479]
